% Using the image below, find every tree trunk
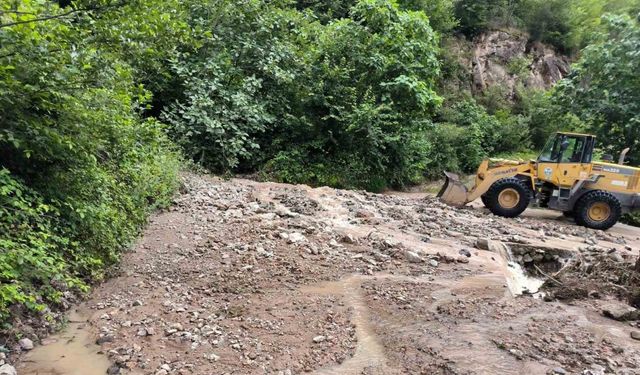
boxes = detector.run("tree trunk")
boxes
[636,256,640,273]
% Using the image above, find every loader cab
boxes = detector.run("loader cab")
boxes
[537,132,595,186]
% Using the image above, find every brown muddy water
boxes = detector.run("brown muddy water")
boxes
[302,276,390,375]
[18,311,111,375]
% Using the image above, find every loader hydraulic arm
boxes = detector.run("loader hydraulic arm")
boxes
[438,160,534,207]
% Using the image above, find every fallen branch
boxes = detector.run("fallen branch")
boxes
[534,264,563,286]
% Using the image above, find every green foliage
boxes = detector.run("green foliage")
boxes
[552,15,640,164]
[423,123,484,176]
[0,0,180,322]
[436,97,531,172]
[515,0,575,52]
[398,0,458,32]
[506,56,531,78]
[2,0,639,328]
[454,0,521,36]
[161,0,442,189]
[296,0,457,32]
[623,212,640,226]
[454,0,640,52]
[0,170,81,321]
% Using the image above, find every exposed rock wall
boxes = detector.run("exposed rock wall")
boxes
[457,29,571,97]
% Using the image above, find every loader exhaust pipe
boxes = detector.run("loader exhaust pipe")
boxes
[619,148,630,165]
[437,172,470,207]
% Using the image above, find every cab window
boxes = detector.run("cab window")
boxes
[539,136,561,162]
[561,137,586,163]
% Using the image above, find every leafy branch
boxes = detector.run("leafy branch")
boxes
[0,1,128,29]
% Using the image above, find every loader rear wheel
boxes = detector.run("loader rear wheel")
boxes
[485,178,531,218]
[574,191,621,231]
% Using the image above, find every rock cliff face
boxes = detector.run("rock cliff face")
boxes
[455,30,571,97]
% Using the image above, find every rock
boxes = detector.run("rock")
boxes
[355,209,373,218]
[288,232,306,244]
[312,335,326,343]
[456,256,470,264]
[404,251,423,264]
[96,335,114,345]
[107,364,121,375]
[552,367,567,374]
[429,259,439,268]
[204,353,220,362]
[0,364,16,375]
[522,254,533,263]
[508,348,524,359]
[155,370,168,375]
[341,234,356,244]
[137,327,155,336]
[19,337,34,351]
[470,31,569,96]
[631,331,640,341]
[382,238,400,249]
[475,239,490,250]
[584,364,605,375]
[602,303,639,321]
[132,300,143,307]
[608,252,624,263]
[459,248,472,257]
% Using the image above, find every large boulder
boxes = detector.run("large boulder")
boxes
[0,364,17,375]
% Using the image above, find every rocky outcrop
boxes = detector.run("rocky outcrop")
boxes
[460,29,571,96]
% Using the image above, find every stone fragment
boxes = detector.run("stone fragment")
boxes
[602,303,639,321]
[18,338,34,351]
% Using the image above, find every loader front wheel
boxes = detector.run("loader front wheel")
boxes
[481,195,490,208]
[574,191,621,231]
[485,178,530,218]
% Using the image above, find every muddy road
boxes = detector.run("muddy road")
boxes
[19,174,640,375]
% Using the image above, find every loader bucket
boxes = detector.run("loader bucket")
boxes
[437,172,469,207]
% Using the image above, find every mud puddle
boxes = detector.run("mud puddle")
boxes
[18,311,110,375]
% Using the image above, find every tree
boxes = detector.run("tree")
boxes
[0,0,179,322]
[398,0,457,32]
[454,0,521,36]
[553,15,640,164]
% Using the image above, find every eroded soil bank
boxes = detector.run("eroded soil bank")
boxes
[17,174,640,375]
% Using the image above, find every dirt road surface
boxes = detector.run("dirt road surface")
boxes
[19,174,640,375]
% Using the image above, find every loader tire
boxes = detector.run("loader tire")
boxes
[574,190,621,231]
[485,178,531,218]
[481,195,490,208]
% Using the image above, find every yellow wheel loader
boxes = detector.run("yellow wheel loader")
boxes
[438,132,640,230]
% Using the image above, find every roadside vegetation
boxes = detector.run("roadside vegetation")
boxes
[1,0,639,325]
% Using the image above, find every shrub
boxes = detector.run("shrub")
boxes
[0,0,180,323]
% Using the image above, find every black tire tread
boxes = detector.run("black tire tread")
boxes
[574,190,621,231]
[485,177,531,218]
[481,195,490,208]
